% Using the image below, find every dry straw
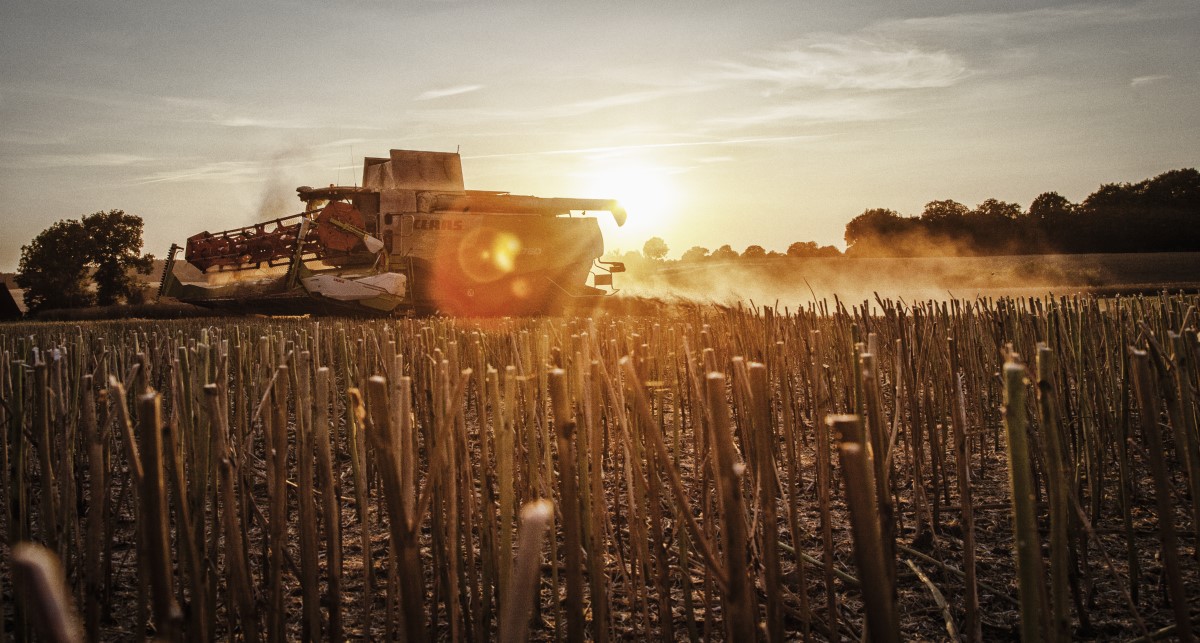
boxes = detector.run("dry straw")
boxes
[0,293,1196,640]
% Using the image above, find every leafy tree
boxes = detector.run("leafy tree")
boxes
[1141,168,1200,208]
[17,219,94,312]
[845,208,903,245]
[970,198,1022,221]
[787,241,819,257]
[680,246,710,262]
[83,210,155,305]
[844,208,912,255]
[965,199,1022,252]
[642,236,669,261]
[789,241,842,257]
[617,249,644,266]
[741,245,767,259]
[710,244,739,261]
[1081,182,1137,214]
[1028,192,1075,225]
[1079,183,1144,252]
[919,200,969,230]
[16,209,154,313]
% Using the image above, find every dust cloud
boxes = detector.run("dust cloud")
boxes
[253,144,318,223]
[616,252,1200,309]
[256,174,296,222]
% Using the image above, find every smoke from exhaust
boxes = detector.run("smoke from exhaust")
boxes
[253,144,318,223]
[256,173,295,222]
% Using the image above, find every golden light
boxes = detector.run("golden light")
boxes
[510,276,531,299]
[457,228,521,283]
[583,164,679,243]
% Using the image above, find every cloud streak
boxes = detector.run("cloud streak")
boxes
[463,134,828,159]
[717,35,969,91]
[131,160,271,185]
[704,97,893,130]
[1131,74,1170,87]
[415,84,484,101]
[212,116,314,129]
[886,3,1183,37]
[409,83,714,127]
[6,153,154,170]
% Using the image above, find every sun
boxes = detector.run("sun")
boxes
[580,163,680,251]
[587,167,675,218]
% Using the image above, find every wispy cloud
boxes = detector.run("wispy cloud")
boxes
[464,135,827,159]
[717,34,968,91]
[131,160,267,185]
[705,97,893,130]
[211,116,314,129]
[9,153,154,169]
[127,141,368,186]
[196,114,383,131]
[1131,74,1170,87]
[414,84,484,101]
[559,87,703,113]
[887,3,1182,37]
[409,83,714,128]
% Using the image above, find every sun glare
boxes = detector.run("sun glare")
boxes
[583,165,679,244]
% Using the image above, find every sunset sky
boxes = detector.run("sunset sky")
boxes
[1,0,1197,270]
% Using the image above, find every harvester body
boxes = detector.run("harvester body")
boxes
[160,149,625,315]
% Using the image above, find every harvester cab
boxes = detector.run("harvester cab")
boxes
[159,149,627,315]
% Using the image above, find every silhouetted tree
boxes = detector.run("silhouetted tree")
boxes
[1028,192,1075,225]
[17,209,154,312]
[742,245,767,259]
[1027,192,1076,251]
[680,246,710,262]
[970,198,1022,221]
[711,244,739,261]
[787,241,818,257]
[788,241,844,258]
[1142,168,1200,208]
[83,210,155,305]
[966,199,1022,252]
[617,249,644,266]
[1081,182,1149,252]
[17,219,94,312]
[845,208,915,256]
[841,168,1200,256]
[642,236,669,261]
[919,200,970,242]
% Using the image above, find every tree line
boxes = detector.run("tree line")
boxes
[843,168,1200,257]
[615,167,1198,264]
[615,238,843,268]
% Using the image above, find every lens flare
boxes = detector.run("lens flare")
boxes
[457,228,522,283]
[510,276,531,299]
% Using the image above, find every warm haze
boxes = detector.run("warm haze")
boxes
[1,0,1197,271]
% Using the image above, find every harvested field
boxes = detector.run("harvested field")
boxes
[1,293,1199,641]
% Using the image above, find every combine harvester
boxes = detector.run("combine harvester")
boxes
[160,149,626,316]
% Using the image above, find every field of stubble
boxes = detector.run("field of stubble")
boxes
[2,290,1199,641]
